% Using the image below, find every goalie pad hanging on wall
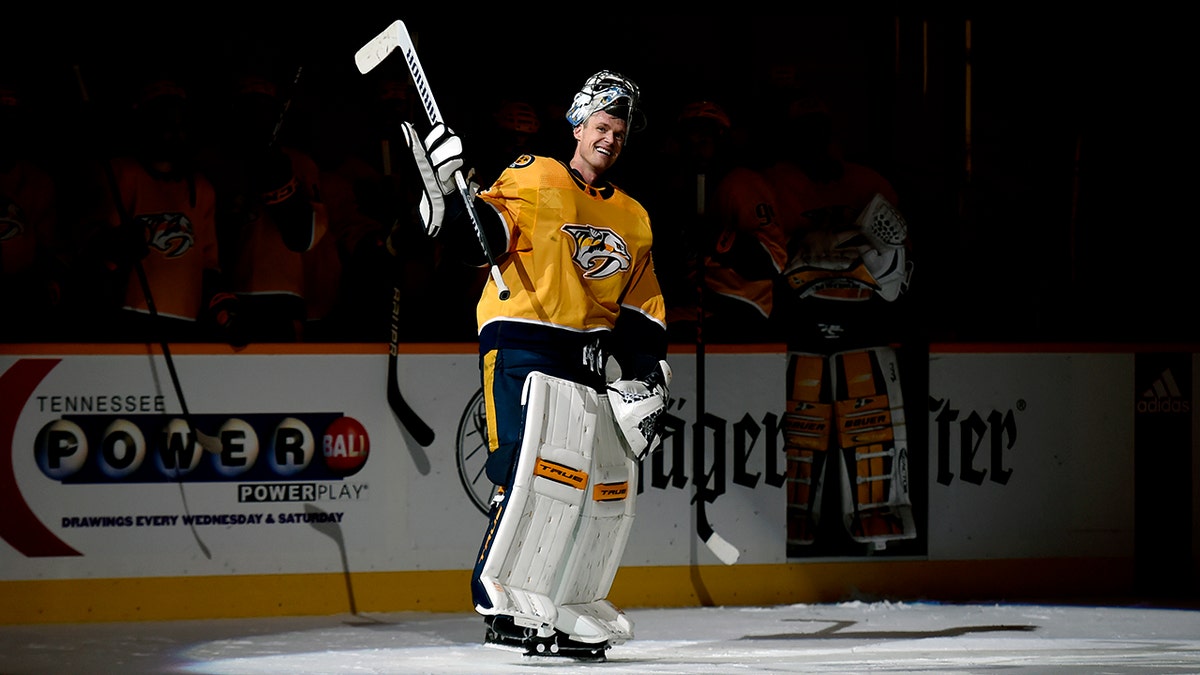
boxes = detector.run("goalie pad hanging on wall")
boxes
[784,346,915,549]
[475,371,638,645]
[782,192,913,303]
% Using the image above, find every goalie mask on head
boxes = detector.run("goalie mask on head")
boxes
[565,70,647,133]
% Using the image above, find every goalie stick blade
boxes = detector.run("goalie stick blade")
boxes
[388,356,435,447]
[354,20,404,74]
[697,498,740,565]
[354,18,445,128]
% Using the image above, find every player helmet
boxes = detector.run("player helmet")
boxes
[495,101,540,134]
[565,70,646,132]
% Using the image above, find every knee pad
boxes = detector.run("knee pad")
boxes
[475,371,636,644]
[832,346,916,546]
[784,351,833,546]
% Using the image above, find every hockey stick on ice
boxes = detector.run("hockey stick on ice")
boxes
[355,19,511,301]
[693,172,739,565]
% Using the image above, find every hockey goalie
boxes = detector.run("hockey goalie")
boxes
[392,56,671,662]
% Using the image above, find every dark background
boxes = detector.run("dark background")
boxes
[3,14,1191,344]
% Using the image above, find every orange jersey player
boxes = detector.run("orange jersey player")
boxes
[99,155,220,324]
[200,73,329,342]
[77,78,235,344]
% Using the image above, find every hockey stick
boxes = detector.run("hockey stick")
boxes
[387,285,435,446]
[269,65,304,149]
[355,19,511,301]
[693,172,738,565]
[352,25,437,447]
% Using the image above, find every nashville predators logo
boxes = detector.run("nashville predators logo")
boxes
[562,223,631,280]
[0,196,25,241]
[140,213,195,258]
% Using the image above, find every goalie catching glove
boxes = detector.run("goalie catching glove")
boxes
[854,193,913,301]
[607,359,673,460]
[401,121,474,237]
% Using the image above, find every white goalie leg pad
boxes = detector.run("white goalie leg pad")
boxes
[477,371,595,629]
[831,346,916,548]
[550,391,637,644]
[476,371,635,644]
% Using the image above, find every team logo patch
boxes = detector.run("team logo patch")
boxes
[142,213,195,257]
[0,196,24,241]
[562,223,631,279]
[509,154,534,169]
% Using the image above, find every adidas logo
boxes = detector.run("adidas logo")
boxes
[1136,369,1191,414]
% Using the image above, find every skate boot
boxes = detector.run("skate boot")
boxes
[483,615,609,662]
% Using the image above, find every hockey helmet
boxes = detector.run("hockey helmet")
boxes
[565,70,646,132]
[495,101,540,134]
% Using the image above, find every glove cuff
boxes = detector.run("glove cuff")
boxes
[261,176,300,205]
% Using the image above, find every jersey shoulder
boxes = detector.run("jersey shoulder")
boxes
[504,154,557,172]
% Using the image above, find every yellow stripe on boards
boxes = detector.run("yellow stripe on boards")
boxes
[0,558,1136,625]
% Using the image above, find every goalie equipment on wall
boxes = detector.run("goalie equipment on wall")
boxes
[565,70,646,133]
[856,192,908,248]
[783,191,913,303]
[832,346,915,547]
[855,192,912,301]
[785,347,916,551]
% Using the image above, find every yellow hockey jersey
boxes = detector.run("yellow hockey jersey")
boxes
[474,155,666,335]
[101,156,219,322]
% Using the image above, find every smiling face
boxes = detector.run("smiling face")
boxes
[570,110,628,184]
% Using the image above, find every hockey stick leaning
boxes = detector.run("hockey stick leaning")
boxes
[387,286,435,446]
[693,172,739,565]
[355,19,511,301]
